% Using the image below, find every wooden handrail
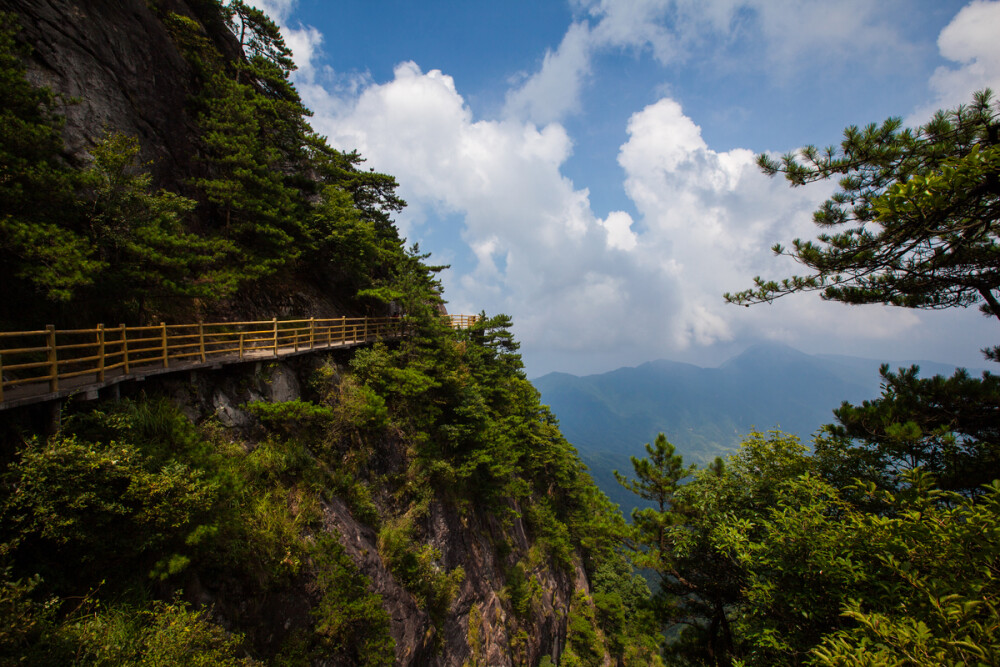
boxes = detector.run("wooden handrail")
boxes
[0,314,478,406]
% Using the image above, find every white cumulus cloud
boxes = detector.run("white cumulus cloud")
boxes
[267,0,996,375]
[615,98,927,353]
[911,0,1000,121]
[307,63,927,372]
[503,22,594,125]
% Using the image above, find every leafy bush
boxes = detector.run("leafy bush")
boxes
[377,516,464,627]
[562,591,605,667]
[504,562,541,619]
[333,379,389,432]
[0,569,58,661]
[310,533,395,666]
[244,399,335,439]
[808,475,1000,666]
[65,601,257,666]
[64,397,208,465]
[0,594,257,666]
[0,434,216,591]
[523,500,575,574]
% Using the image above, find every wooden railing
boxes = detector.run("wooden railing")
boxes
[0,314,478,404]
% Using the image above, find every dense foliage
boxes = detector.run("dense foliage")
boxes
[617,92,1000,666]
[0,308,663,663]
[617,429,1000,666]
[8,0,998,664]
[0,5,407,327]
[817,363,1000,496]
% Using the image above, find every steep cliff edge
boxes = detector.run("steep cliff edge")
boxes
[0,0,232,190]
[0,318,659,665]
[0,2,662,663]
[154,353,589,665]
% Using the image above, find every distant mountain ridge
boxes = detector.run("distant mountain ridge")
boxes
[532,343,980,511]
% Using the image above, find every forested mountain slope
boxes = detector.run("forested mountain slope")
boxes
[534,343,975,511]
[0,2,661,664]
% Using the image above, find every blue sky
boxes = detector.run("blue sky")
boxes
[259,0,999,377]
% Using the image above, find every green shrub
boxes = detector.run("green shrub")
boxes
[64,397,207,465]
[244,400,335,439]
[0,435,216,591]
[0,569,58,661]
[310,533,394,666]
[563,591,605,667]
[377,516,464,627]
[227,489,309,584]
[463,603,485,667]
[0,595,257,666]
[68,601,257,666]
[504,562,541,619]
[327,468,380,527]
[236,436,313,487]
[523,501,575,574]
[334,379,389,432]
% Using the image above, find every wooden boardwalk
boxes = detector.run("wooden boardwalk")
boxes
[0,315,477,411]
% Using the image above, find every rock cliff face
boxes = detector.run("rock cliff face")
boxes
[0,3,615,663]
[0,0,364,322]
[0,0,233,191]
[153,356,585,665]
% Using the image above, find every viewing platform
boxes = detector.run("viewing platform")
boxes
[0,315,478,411]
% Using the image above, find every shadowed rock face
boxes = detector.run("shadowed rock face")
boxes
[0,3,597,661]
[0,0,237,192]
[158,357,583,665]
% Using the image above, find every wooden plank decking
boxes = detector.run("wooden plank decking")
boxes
[0,314,477,411]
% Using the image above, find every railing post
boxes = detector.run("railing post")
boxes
[97,324,105,382]
[309,317,315,349]
[272,317,278,357]
[120,324,129,374]
[47,324,58,392]
[363,317,368,341]
[239,330,244,360]
[161,322,168,368]
[340,316,346,343]
[198,322,206,363]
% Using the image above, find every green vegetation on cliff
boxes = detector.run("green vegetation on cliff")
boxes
[0,4,407,327]
[4,0,998,664]
[0,311,661,664]
[0,4,660,664]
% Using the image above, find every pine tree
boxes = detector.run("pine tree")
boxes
[726,91,1000,496]
[0,12,99,310]
[190,69,304,278]
[81,132,239,320]
[614,433,691,573]
[726,90,1000,352]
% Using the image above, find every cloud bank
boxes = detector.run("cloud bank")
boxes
[263,0,998,375]
[912,0,1000,122]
